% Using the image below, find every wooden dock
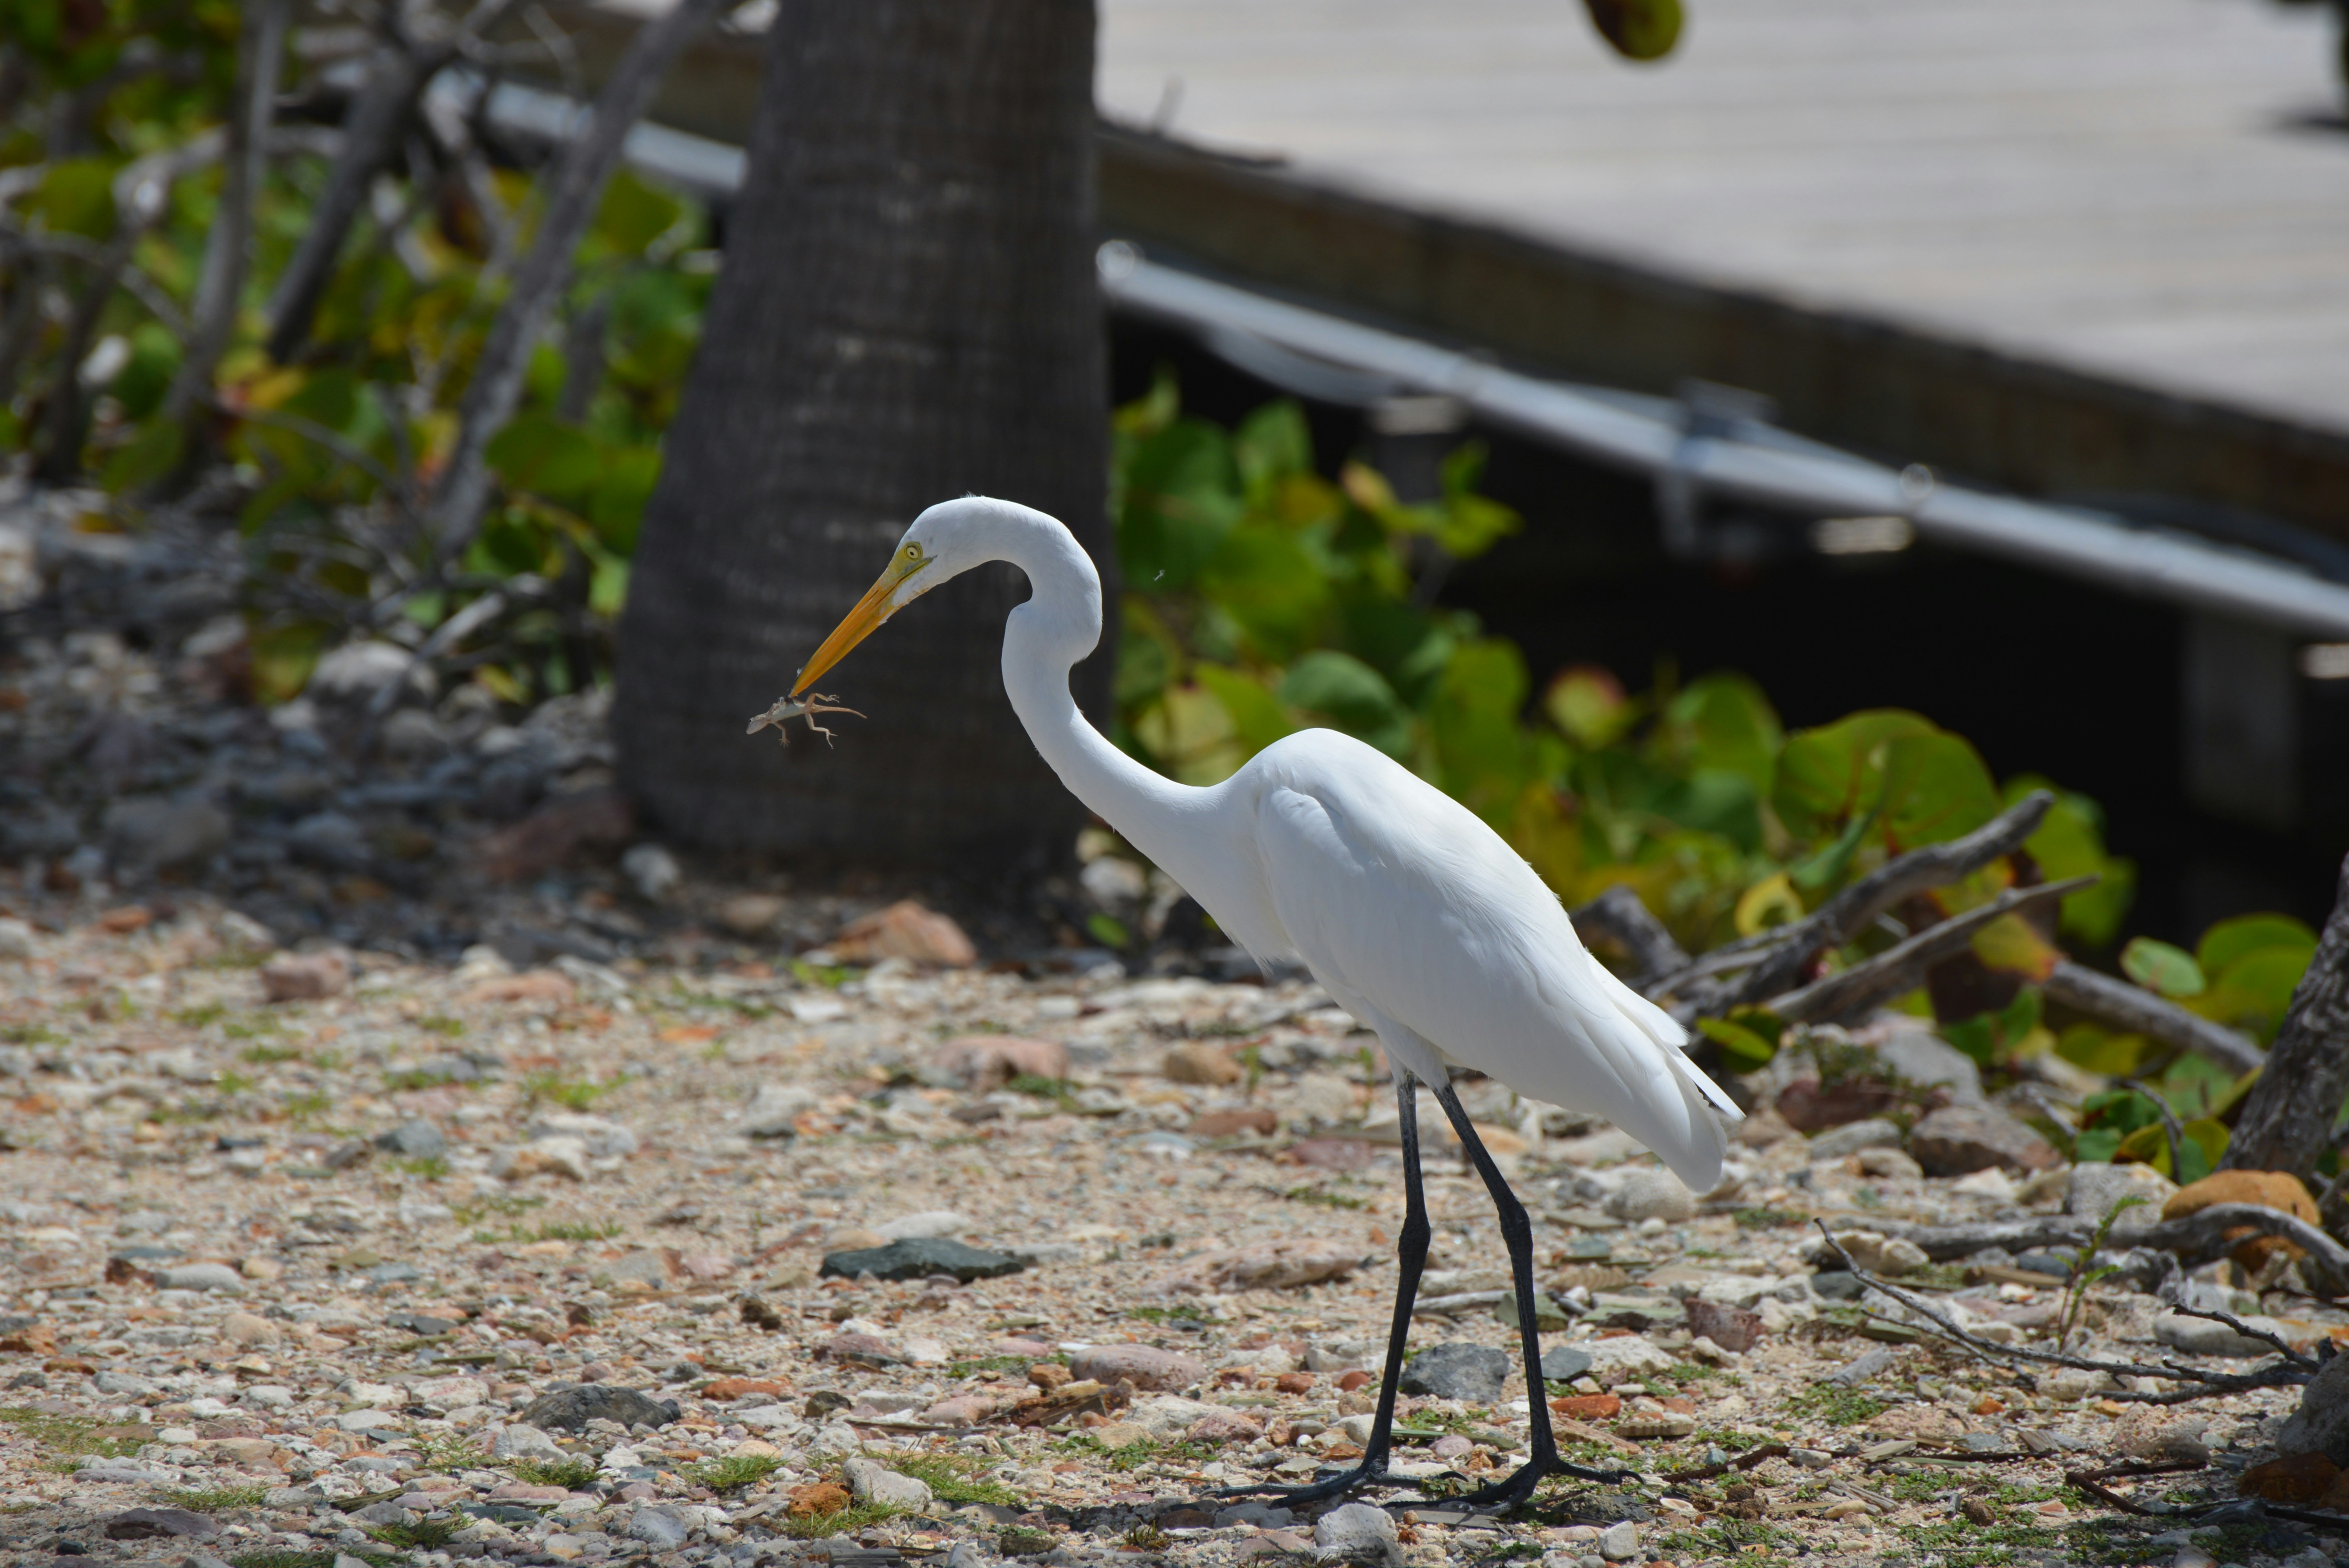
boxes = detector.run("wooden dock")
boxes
[1093,0,2349,539]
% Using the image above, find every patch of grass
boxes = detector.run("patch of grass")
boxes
[280,1090,333,1122]
[787,960,856,991]
[1785,1384,1887,1427]
[364,1518,461,1550]
[692,1453,784,1492]
[383,1067,469,1093]
[413,1433,488,1472]
[1892,1517,2050,1568]
[394,1154,450,1179]
[1124,1523,1172,1551]
[522,1071,614,1112]
[1006,1073,1079,1110]
[453,1193,547,1224]
[1282,1185,1366,1210]
[165,1482,269,1511]
[417,1014,465,1036]
[216,1071,256,1097]
[520,1219,622,1243]
[779,1500,900,1540]
[1732,1206,1809,1230]
[1053,1432,1218,1474]
[238,1041,303,1065]
[1,1023,65,1046]
[1655,1521,1798,1559]
[219,1015,281,1040]
[889,1450,1025,1507]
[0,1406,144,1462]
[171,1003,228,1027]
[1125,1302,1211,1325]
[512,1455,599,1489]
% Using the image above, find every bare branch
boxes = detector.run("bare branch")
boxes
[1765,875,2095,1025]
[1569,884,1690,982]
[2222,850,2349,1178]
[2044,960,2264,1077]
[429,0,737,558]
[1706,791,2056,1008]
[165,0,292,427]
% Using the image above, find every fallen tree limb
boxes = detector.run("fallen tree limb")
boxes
[2044,961,2264,1077]
[1766,876,2095,1025]
[1708,791,2055,1009]
[2222,850,2349,1177]
[1570,883,1690,983]
[1813,1223,2319,1404]
[1876,1203,2349,1293]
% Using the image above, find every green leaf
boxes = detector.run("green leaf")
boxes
[1233,399,1314,503]
[1657,671,1782,797]
[1772,709,1938,842]
[98,419,183,495]
[2055,1024,2157,1078]
[2195,914,2316,978]
[1114,631,1170,709]
[1583,0,1684,60]
[1877,731,2000,850]
[486,413,599,506]
[2121,937,2205,999]
[1544,665,1634,749]
[1279,650,1412,757]
[593,168,685,256]
[1696,1010,1782,1073]
[1117,419,1241,591]
[37,157,119,240]
[1192,665,1296,759]
[2194,945,2313,1044]
[586,444,662,554]
[1199,522,1333,663]
[1432,442,1522,559]
[113,321,181,421]
[2007,776,2136,948]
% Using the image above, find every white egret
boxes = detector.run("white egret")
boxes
[788,496,1741,1509]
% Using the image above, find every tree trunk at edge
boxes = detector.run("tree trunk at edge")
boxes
[613,0,1112,884]
[2220,852,2349,1180]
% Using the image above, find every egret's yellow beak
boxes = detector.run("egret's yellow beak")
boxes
[790,544,931,697]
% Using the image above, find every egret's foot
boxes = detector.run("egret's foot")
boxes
[1208,1461,1431,1507]
[1453,1454,1636,1514]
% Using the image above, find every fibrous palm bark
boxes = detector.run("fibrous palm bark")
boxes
[614,0,1112,883]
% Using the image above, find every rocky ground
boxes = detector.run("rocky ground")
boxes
[3,493,2348,1568]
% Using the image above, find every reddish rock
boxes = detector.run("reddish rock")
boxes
[923,1393,999,1424]
[831,900,977,966]
[817,1331,903,1365]
[1274,1372,1316,1394]
[1907,1105,2062,1175]
[1775,1076,1907,1132]
[1162,1042,1243,1085]
[488,1482,574,1502]
[933,1035,1068,1090]
[2164,1171,2322,1271]
[702,1377,791,1401]
[1068,1345,1205,1392]
[1685,1299,1764,1354]
[1336,1370,1373,1392]
[1188,1409,1265,1443]
[1189,1108,1279,1139]
[1551,1393,1622,1420]
[787,1482,850,1518]
[260,950,349,1003]
[994,1337,1055,1357]
[2239,1452,2339,1504]
[1282,1138,1374,1171]
[479,789,634,882]
[463,970,577,1006]
[1029,1363,1073,1391]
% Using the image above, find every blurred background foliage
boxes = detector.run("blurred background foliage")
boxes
[0,1,2313,1146]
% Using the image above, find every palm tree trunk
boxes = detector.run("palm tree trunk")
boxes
[613,0,1113,884]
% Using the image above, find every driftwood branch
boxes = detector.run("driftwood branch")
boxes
[2044,960,2264,1077]
[2223,851,2349,1178]
[1766,875,2095,1025]
[428,0,734,559]
[1712,791,2055,1007]
[1570,883,1690,982]
[1879,1203,2349,1293]
[1812,1224,2316,1403]
[165,0,291,426]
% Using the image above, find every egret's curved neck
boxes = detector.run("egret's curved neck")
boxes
[961,502,1205,866]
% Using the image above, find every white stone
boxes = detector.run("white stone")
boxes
[1606,1169,1695,1223]
[844,1455,934,1510]
[2154,1312,2288,1358]
[1598,1522,1641,1562]
[1129,1395,1222,1438]
[1314,1502,1401,1566]
[528,1113,638,1158]
[875,1209,969,1241]
[743,1084,818,1137]
[1579,1336,1678,1379]
[490,1423,567,1461]
[2068,1164,2177,1238]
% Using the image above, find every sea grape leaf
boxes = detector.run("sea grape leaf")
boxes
[1974,914,2061,981]
[1278,650,1412,757]
[2121,937,2205,999]
[486,413,599,506]
[2194,914,2316,978]
[1877,731,2000,850]
[1118,417,1241,591]
[1772,709,1937,842]
[2007,775,2136,949]
[1193,664,1296,760]
[1544,665,1635,749]
[1233,399,1314,504]
[1657,671,1781,797]
[1583,0,1684,60]
[593,168,685,257]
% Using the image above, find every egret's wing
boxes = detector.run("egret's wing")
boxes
[1253,760,1730,1191]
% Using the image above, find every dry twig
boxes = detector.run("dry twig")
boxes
[1766,876,2095,1025]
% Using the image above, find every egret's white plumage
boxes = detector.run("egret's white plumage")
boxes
[790,494,1741,1504]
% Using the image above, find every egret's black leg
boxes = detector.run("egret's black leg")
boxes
[1212,1071,1436,1506]
[1426,1079,1634,1512]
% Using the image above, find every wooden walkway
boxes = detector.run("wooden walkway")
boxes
[1099,0,2349,433]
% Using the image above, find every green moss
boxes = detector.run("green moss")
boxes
[1732,1206,1809,1230]
[512,1456,599,1490]
[1282,1185,1367,1209]
[889,1450,1025,1507]
[165,1482,269,1511]
[364,1518,460,1549]
[0,1406,144,1462]
[779,1501,900,1540]
[1785,1384,1887,1427]
[999,1526,1060,1557]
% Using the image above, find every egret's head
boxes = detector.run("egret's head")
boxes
[789,499,986,697]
